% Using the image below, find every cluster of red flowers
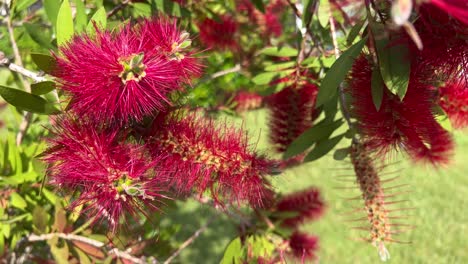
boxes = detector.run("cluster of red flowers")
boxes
[232,91,264,113]
[348,3,467,165]
[266,76,319,167]
[273,187,324,261]
[198,16,238,50]
[237,0,286,38]
[45,18,277,230]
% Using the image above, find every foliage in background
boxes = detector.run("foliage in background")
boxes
[0,0,467,263]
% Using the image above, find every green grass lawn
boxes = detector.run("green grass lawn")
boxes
[170,110,468,264]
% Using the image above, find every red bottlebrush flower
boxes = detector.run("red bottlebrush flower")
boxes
[54,19,199,124]
[348,55,454,164]
[147,112,277,207]
[439,80,468,129]
[232,91,264,113]
[350,142,391,261]
[275,187,325,227]
[198,16,238,50]
[266,78,318,153]
[288,232,319,262]
[135,18,202,81]
[411,5,468,82]
[43,116,168,232]
[427,0,468,24]
[237,0,284,38]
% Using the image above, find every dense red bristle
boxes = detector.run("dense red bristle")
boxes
[147,112,276,208]
[266,78,318,154]
[43,116,168,232]
[275,187,325,227]
[53,18,199,125]
[232,91,264,113]
[198,16,238,50]
[348,55,454,164]
[288,232,319,262]
[439,80,468,128]
[427,0,468,25]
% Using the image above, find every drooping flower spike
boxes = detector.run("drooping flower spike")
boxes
[275,187,325,227]
[147,111,277,208]
[288,232,319,262]
[439,79,468,129]
[43,116,169,232]
[54,19,199,125]
[348,55,454,164]
[198,16,238,50]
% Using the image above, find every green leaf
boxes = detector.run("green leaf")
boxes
[48,236,70,264]
[220,237,243,264]
[41,188,58,204]
[371,67,384,111]
[251,0,265,13]
[53,203,67,232]
[56,0,74,46]
[31,81,56,95]
[252,72,279,85]
[87,7,107,34]
[260,46,298,57]
[284,119,343,159]
[23,23,54,49]
[347,19,366,45]
[13,0,37,13]
[302,0,314,25]
[372,24,410,100]
[316,37,367,107]
[10,193,27,210]
[44,0,61,26]
[153,0,182,17]
[304,134,345,162]
[131,2,152,17]
[74,0,88,33]
[0,85,60,115]
[30,53,57,74]
[317,0,330,27]
[33,206,48,234]
[264,61,296,72]
[333,147,350,160]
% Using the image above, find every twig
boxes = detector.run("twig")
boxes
[0,56,47,83]
[107,0,131,18]
[26,233,146,264]
[163,218,214,264]
[5,6,35,146]
[329,14,355,136]
[209,64,241,79]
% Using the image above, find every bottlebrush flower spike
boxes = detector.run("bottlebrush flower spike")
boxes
[232,91,264,113]
[348,55,454,164]
[54,19,199,124]
[288,232,319,262]
[135,18,202,81]
[147,111,277,207]
[266,78,318,154]
[43,116,168,232]
[350,142,392,261]
[426,0,468,25]
[275,187,325,227]
[198,16,238,50]
[439,80,468,129]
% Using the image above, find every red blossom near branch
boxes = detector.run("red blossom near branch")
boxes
[147,112,277,208]
[232,91,264,113]
[266,77,318,155]
[53,19,199,125]
[411,5,468,82]
[135,18,202,81]
[275,187,325,227]
[427,0,468,25]
[237,0,285,38]
[439,80,468,129]
[198,16,238,50]
[43,116,168,232]
[348,55,454,164]
[288,232,319,262]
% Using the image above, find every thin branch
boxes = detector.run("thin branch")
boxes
[107,0,131,18]
[329,14,355,138]
[26,233,146,264]
[209,64,241,80]
[0,55,47,83]
[163,218,214,264]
